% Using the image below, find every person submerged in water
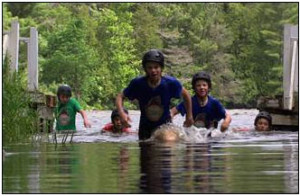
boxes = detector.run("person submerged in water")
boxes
[233,111,272,132]
[101,109,132,134]
[254,111,272,131]
[149,124,186,142]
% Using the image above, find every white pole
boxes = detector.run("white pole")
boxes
[7,20,19,73]
[28,27,39,91]
[288,40,297,110]
[3,34,9,62]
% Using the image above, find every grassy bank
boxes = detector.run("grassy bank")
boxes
[3,62,38,145]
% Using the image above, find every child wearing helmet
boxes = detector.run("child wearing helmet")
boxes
[55,84,91,132]
[171,71,232,132]
[232,111,272,132]
[254,111,272,131]
[116,49,194,140]
[101,109,131,134]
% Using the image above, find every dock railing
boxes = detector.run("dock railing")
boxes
[257,24,298,130]
[283,24,298,111]
[3,20,55,133]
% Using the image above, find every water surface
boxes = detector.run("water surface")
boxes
[3,109,298,193]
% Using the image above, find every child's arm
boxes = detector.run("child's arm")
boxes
[78,110,91,128]
[123,127,136,134]
[170,107,179,119]
[220,111,231,132]
[232,127,251,132]
[181,88,194,127]
[101,123,112,133]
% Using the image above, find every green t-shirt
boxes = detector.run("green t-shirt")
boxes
[55,98,82,131]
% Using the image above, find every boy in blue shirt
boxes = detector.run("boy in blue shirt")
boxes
[171,71,231,132]
[116,49,194,140]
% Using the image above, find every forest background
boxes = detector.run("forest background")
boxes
[2,2,298,143]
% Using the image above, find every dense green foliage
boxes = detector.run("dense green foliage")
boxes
[3,60,38,145]
[3,2,298,110]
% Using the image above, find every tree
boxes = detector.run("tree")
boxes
[41,18,98,101]
[132,3,163,58]
[225,3,298,103]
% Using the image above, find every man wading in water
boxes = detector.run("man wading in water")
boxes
[116,49,194,140]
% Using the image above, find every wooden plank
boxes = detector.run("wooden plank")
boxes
[292,39,299,92]
[37,105,54,120]
[3,34,9,62]
[45,95,57,108]
[287,40,297,110]
[29,91,45,104]
[7,20,19,73]
[271,113,298,126]
[257,96,282,109]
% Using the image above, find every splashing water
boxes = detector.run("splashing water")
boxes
[149,123,225,143]
[183,126,224,143]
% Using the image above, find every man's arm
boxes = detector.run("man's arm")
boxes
[116,92,131,126]
[170,106,179,119]
[220,111,231,132]
[181,88,194,127]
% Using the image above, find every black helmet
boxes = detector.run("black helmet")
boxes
[142,49,164,69]
[192,71,212,89]
[254,111,272,126]
[57,84,72,100]
[111,108,128,121]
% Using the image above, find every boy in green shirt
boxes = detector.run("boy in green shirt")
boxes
[55,85,91,132]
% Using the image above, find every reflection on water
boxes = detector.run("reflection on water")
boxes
[139,142,170,193]
[2,109,298,193]
[139,142,228,193]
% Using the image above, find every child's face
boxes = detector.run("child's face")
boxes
[112,116,123,130]
[194,80,209,98]
[145,62,162,81]
[255,118,270,131]
[59,94,70,104]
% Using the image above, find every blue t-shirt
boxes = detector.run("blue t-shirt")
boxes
[123,75,182,127]
[176,95,226,129]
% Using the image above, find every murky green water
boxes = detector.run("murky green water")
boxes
[2,110,298,193]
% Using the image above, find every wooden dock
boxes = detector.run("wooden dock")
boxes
[29,91,56,133]
[257,25,298,131]
[257,94,298,130]
[4,20,56,133]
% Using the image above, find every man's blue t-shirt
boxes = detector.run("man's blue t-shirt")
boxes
[176,95,226,129]
[123,76,182,127]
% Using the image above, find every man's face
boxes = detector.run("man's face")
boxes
[59,94,70,104]
[256,118,270,131]
[194,80,209,98]
[145,62,162,81]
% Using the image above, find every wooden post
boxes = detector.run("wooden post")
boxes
[28,27,39,91]
[287,40,297,110]
[3,33,9,62]
[283,25,298,110]
[7,20,19,73]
